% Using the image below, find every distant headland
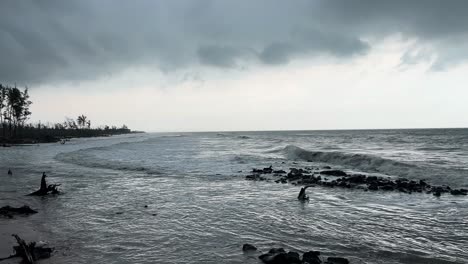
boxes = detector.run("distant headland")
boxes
[0,83,142,146]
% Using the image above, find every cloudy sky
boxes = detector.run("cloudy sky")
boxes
[1,0,467,131]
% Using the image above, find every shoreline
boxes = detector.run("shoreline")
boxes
[0,131,144,146]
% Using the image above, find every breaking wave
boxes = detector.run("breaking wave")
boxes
[281,145,468,186]
[281,145,436,181]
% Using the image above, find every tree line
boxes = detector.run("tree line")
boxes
[0,84,32,138]
[1,83,135,144]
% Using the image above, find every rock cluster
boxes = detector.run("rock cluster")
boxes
[246,166,467,197]
[242,244,349,264]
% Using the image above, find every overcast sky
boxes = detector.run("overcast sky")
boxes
[1,0,467,131]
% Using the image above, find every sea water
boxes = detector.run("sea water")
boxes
[0,129,467,263]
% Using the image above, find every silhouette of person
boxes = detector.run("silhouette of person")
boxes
[298,186,311,200]
[40,172,47,192]
[7,169,12,175]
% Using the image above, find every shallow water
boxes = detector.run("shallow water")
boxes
[1,129,467,263]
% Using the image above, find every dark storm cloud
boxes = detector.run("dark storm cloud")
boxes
[1,0,468,85]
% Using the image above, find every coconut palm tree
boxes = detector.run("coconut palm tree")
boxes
[77,115,87,129]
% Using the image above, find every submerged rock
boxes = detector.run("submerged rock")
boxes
[252,166,274,174]
[450,189,467,195]
[245,164,467,199]
[319,170,347,177]
[242,244,257,251]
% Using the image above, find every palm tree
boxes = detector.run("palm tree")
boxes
[77,115,87,129]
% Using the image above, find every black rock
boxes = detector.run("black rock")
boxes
[273,170,287,174]
[450,189,467,195]
[368,183,379,191]
[380,185,395,191]
[320,170,347,177]
[253,166,274,174]
[242,244,257,251]
[285,251,302,263]
[366,176,378,183]
[246,174,259,180]
[259,252,286,264]
[302,251,321,264]
[348,174,366,184]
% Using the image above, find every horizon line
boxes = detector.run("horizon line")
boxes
[144,126,468,134]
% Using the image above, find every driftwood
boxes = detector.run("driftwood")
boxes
[28,184,61,196]
[0,205,38,218]
[27,173,61,196]
[0,234,53,264]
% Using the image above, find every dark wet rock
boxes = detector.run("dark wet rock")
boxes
[273,170,287,174]
[368,183,379,191]
[242,244,257,251]
[246,174,257,180]
[285,251,302,263]
[347,174,366,184]
[287,168,308,181]
[244,164,466,199]
[259,252,287,264]
[450,189,467,195]
[0,205,38,218]
[366,176,378,182]
[252,166,273,174]
[322,166,332,169]
[302,251,321,264]
[259,250,302,264]
[419,180,428,187]
[246,174,268,181]
[263,166,273,174]
[259,248,288,264]
[380,185,395,191]
[326,257,349,264]
[320,170,347,177]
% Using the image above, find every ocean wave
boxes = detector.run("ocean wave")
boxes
[55,148,161,175]
[282,145,468,186]
[283,145,415,175]
[416,147,462,151]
